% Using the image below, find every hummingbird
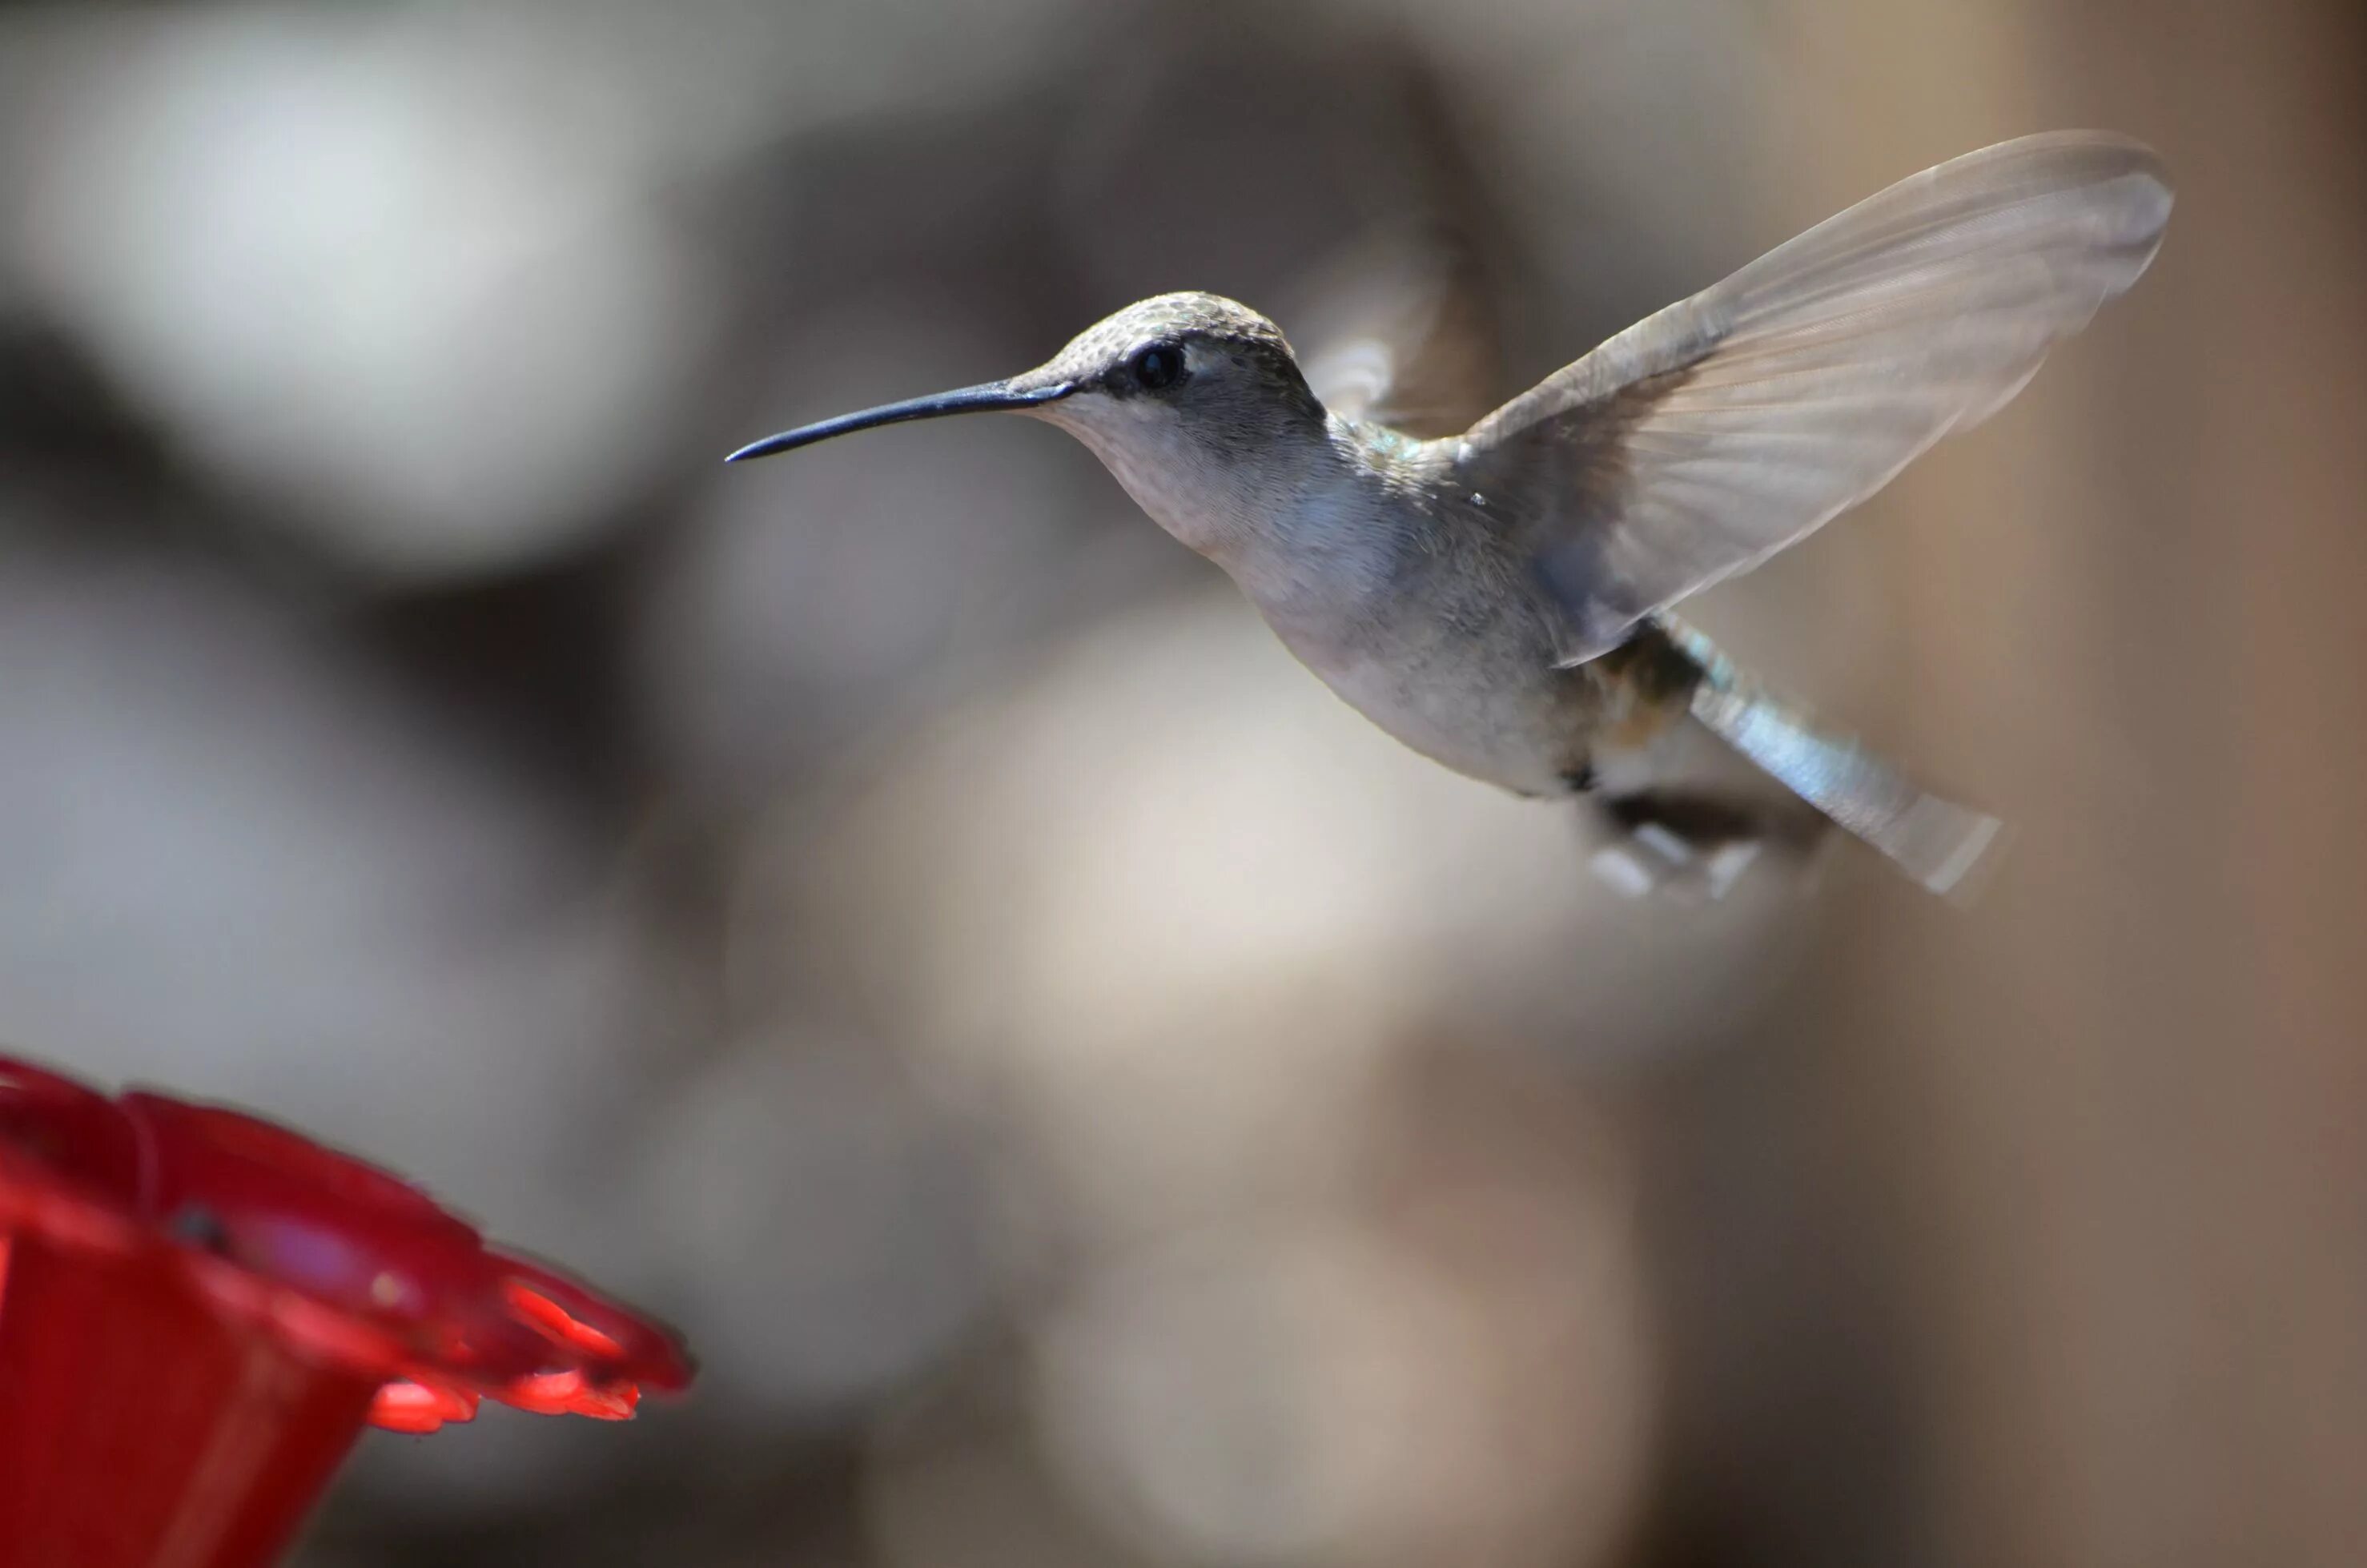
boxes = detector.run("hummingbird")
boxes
[727,133,2172,899]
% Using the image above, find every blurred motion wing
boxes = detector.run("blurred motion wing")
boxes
[1459,133,2174,664]
[1292,223,1503,440]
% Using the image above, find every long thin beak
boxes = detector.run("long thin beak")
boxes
[725,379,1075,464]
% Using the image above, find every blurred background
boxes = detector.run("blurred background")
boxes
[1,1,2361,1564]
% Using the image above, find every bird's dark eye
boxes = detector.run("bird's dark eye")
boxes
[1129,344,1184,392]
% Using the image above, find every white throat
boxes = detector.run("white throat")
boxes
[1039,400,1360,577]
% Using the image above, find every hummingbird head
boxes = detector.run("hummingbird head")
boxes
[728,292,1333,558]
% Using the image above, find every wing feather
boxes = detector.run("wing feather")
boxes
[1459,132,2174,663]
[1294,223,1502,440]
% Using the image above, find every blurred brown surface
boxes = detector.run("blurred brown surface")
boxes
[0,2,2360,1566]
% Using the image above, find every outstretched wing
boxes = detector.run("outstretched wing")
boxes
[1458,132,2173,665]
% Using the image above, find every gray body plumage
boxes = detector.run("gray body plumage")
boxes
[729,133,2174,897]
[1192,419,1611,798]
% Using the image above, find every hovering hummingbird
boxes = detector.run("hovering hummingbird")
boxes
[728,133,2172,898]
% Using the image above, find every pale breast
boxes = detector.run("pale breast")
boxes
[1246,487,1611,797]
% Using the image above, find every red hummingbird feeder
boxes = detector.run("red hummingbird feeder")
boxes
[0,1053,693,1568]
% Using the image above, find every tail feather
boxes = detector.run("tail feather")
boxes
[1650,613,2007,898]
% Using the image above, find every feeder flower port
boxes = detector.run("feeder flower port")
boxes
[0,1053,693,1568]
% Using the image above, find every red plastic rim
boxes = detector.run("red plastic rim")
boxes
[0,1055,693,1433]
